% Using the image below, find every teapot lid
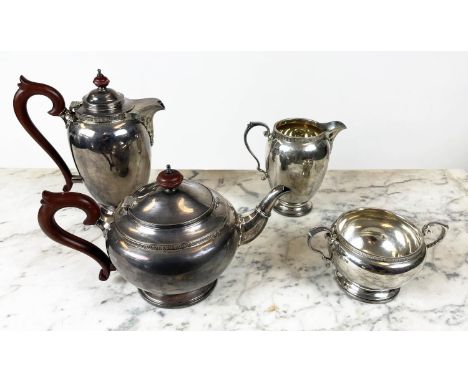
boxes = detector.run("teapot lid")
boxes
[75,70,135,118]
[116,165,215,230]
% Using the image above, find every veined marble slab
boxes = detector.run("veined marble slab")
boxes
[0,169,467,330]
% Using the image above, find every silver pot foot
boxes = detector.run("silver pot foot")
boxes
[138,280,217,308]
[273,200,312,217]
[335,272,399,304]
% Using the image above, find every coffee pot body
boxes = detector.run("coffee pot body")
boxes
[13,71,164,208]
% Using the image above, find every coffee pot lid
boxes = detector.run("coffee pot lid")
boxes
[117,165,215,230]
[75,70,135,117]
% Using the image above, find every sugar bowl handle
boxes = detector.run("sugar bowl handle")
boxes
[307,226,334,263]
[13,76,74,192]
[38,191,115,281]
[422,222,449,248]
[244,122,271,180]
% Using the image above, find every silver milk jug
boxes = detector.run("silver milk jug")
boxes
[13,70,165,209]
[244,118,346,217]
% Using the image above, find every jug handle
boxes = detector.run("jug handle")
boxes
[244,122,270,180]
[38,191,115,281]
[13,76,74,192]
[422,222,449,248]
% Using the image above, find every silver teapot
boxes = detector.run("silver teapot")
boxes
[244,118,346,217]
[14,70,165,209]
[38,165,290,308]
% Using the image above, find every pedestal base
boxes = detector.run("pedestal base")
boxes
[335,272,400,304]
[273,199,312,217]
[138,280,217,308]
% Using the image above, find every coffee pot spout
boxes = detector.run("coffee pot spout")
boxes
[132,98,165,145]
[238,185,290,245]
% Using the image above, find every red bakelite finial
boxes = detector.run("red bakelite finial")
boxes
[93,69,110,88]
[156,165,183,189]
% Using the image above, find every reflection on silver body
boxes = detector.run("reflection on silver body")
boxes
[244,118,346,217]
[100,168,290,308]
[64,71,164,208]
[308,208,448,303]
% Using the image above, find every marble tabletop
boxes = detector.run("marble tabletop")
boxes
[0,168,467,330]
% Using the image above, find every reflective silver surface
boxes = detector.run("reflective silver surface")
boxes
[64,71,164,208]
[244,118,346,217]
[102,174,289,308]
[308,208,448,303]
[138,280,218,308]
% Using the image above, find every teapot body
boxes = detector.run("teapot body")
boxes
[68,114,152,208]
[106,189,240,306]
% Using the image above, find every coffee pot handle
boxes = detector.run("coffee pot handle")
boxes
[244,122,271,180]
[422,222,449,248]
[13,76,74,192]
[307,226,334,264]
[38,191,115,281]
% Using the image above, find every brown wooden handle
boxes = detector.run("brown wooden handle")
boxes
[13,76,73,192]
[38,191,115,281]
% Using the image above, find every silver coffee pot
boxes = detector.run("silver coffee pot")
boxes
[38,165,290,308]
[244,118,346,217]
[14,70,165,209]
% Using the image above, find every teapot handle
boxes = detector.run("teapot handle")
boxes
[13,76,74,192]
[38,191,115,281]
[244,122,271,180]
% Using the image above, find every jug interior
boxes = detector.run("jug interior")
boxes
[275,119,322,138]
[335,209,422,258]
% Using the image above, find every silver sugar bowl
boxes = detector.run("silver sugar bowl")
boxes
[14,70,165,209]
[38,165,290,308]
[307,208,448,303]
[244,118,346,217]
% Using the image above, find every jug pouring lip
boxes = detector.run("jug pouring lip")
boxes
[272,118,346,142]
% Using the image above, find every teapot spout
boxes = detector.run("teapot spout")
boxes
[238,185,290,245]
[132,98,165,145]
[320,121,347,143]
